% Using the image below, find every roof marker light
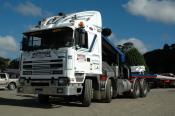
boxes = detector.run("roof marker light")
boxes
[79,21,85,28]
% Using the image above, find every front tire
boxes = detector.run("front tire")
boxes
[140,79,148,97]
[8,83,16,90]
[38,94,49,104]
[104,79,113,103]
[131,79,140,98]
[82,79,92,107]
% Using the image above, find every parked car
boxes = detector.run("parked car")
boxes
[0,73,19,90]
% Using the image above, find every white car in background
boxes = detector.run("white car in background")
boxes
[0,73,19,90]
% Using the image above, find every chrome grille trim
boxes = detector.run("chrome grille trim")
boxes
[22,59,64,75]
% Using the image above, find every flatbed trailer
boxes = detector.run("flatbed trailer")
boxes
[156,74,175,81]
[130,74,175,88]
[152,74,175,88]
[130,74,157,79]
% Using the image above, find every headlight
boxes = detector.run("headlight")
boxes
[58,77,69,86]
[19,77,26,85]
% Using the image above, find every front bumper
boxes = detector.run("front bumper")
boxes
[17,85,83,96]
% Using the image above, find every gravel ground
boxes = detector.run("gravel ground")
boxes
[0,88,175,116]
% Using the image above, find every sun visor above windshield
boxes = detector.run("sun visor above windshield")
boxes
[24,27,73,36]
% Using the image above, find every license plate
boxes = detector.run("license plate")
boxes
[57,88,63,93]
[35,88,43,94]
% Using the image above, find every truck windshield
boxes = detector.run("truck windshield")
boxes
[22,27,73,51]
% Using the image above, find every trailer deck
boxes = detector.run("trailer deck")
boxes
[130,74,175,81]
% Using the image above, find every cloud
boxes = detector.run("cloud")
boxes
[4,1,52,17]
[119,38,148,54]
[124,0,175,24]
[109,34,148,54]
[109,33,119,44]
[0,51,7,58]
[16,2,42,16]
[0,36,19,57]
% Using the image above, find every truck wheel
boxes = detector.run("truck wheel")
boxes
[112,89,117,98]
[38,94,49,104]
[140,79,148,97]
[131,80,140,98]
[171,81,175,87]
[8,83,16,90]
[104,79,112,103]
[82,79,92,107]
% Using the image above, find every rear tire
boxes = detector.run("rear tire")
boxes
[104,79,112,103]
[82,79,92,107]
[131,80,140,98]
[38,94,49,104]
[8,83,16,90]
[140,79,148,97]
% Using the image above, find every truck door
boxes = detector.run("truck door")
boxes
[75,28,90,72]
[0,74,8,88]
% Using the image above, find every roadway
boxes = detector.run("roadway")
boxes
[0,88,175,116]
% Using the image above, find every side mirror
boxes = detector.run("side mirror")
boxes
[75,45,80,50]
[102,28,112,37]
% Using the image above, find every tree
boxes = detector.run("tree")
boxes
[122,42,149,72]
[8,58,19,69]
[144,43,175,74]
[163,44,170,50]
[125,48,146,66]
[0,57,19,71]
[123,42,134,52]
[0,57,10,71]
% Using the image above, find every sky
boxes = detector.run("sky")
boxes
[0,0,175,59]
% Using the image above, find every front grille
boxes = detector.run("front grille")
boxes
[23,65,32,69]
[23,64,63,70]
[23,59,63,64]
[22,59,64,75]
[31,82,49,86]
[76,78,84,82]
[50,64,63,69]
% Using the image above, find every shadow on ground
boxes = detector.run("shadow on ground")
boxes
[0,89,144,108]
[0,96,85,109]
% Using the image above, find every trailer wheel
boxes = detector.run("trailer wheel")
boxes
[140,79,148,97]
[82,79,92,107]
[38,94,49,104]
[104,79,112,103]
[131,80,140,98]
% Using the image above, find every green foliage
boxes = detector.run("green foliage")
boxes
[163,44,170,50]
[121,42,149,73]
[8,59,19,69]
[0,57,19,71]
[121,42,146,66]
[0,57,10,70]
[144,43,175,74]
[125,48,146,66]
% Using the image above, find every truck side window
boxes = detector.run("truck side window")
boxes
[33,37,41,47]
[29,37,41,47]
[22,36,29,50]
[75,28,88,49]
[9,74,17,79]
[0,74,6,79]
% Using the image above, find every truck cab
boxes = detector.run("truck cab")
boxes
[18,11,150,106]
[18,11,102,103]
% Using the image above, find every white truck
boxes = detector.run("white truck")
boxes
[18,11,150,106]
[0,73,18,90]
